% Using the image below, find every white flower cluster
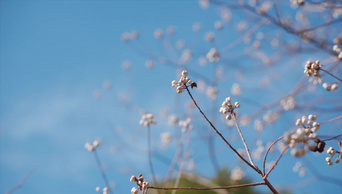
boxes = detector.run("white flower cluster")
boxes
[322,82,338,91]
[230,167,245,181]
[95,187,110,194]
[293,162,306,177]
[325,147,341,165]
[206,86,217,100]
[171,70,195,94]
[252,140,265,161]
[95,187,109,194]
[139,113,156,126]
[263,111,279,124]
[231,83,241,95]
[179,118,193,133]
[205,32,215,42]
[121,31,139,42]
[154,29,163,39]
[180,49,192,64]
[280,96,296,111]
[206,48,220,62]
[130,174,149,194]
[333,36,342,60]
[304,60,321,77]
[85,140,101,152]
[161,132,172,147]
[284,114,320,157]
[168,115,178,126]
[219,97,240,120]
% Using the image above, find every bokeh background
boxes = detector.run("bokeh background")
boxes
[1,0,342,193]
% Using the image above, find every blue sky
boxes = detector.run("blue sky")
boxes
[1,0,342,194]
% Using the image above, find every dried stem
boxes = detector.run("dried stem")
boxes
[262,131,295,175]
[149,182,266,190]
[185,87,259,172]
[321,115,342,124]
[93,150,113,194]
[232,113,257,169]
[6,167,37,194]
[147,126,158,187]
[320,68,342,82]
[264,145,290,179]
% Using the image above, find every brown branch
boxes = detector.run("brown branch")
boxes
[232,113,257,169]
[321,115,342,124]
[264,145,290,179]
[320,68,342,82]
[147,126,158,187]
[262,131,296,176]
[185,87,259,173]
[149,182,266,190]
[6,167,37,194]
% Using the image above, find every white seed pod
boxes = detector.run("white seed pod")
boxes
[331,83,338,91]
[226,115,232,120]
[296,119,302,126]
[222,101,228,107]
[284,133,291,144]
[323,83,331,90]
[335,158,340,163]
[308,114,317,121]
[234,102,241,108]
[301,116,307,124]
[182,70,189,77]
[225,97,232,103]
[172,80,178,87]
[326,157,332,162]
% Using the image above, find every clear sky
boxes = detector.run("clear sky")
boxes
[1,0,342,194]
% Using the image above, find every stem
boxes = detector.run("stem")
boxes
[264,146,289,179]
[263,178,279,194]
[321,115,342,124]
[6,167,38,194]
[149,182,266,190]
[185,87,260,173]
[262,132,295,175]
[93,150,113,194]
[147,126,158,187]
[232,113,257,169]
[320,68,342,82]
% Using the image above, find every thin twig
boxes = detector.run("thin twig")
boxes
[149,182,266,190]
[93,150,113,194]
[185,87,259,173]
[262,131,296,175]
[264,145,289,179]
[6,167,38,194]
[321,115,342,124]
[147,126,158,187]
[320,68,342,82]
[321,133,342,141]
[232,113,257,169]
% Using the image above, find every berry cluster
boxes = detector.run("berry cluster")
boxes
[322,82,338,92]
[85,140,101,152]
[130,174,149,194]
[304,60,321,77]
[284,114,320,157]
[139,113,156,127]
[333,35,342,60]
[95,186,110,194]
[219,97,240,120]
[171,70,196,94]
[179,117,194,133]
[325,146,341,166]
